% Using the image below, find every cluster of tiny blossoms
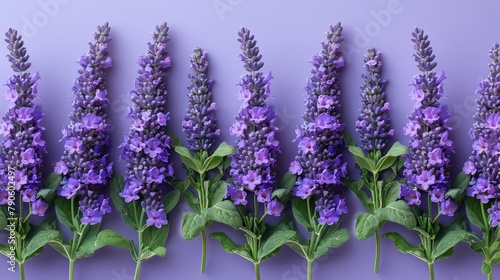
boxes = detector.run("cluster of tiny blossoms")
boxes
[463,43,500,226]
[54,23,113,225]
[401,28,456,216]
[356,47,393,153]
[289,23,348,225]
[182,47,220,152]
[0,29,48,216]
[119,23,174,228]
[227,27,283,216]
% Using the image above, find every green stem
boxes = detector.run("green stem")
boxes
[134,261,142,280]
[488,271,493,280]
[374,230,380,273]
[69,259,75,280]
[254,263,261,280]
[307,259,313,280]
[199,173,206,209]
[133,209,145,280]
[18,195,23,228]
[427,194,432,223]
[306,197,314,230]
[70,231,78,257]
[309,229,317,257]
[480,203,491,245]
[19,262,25,280]
[428,262,434,280]
[200,230,207,273]
[370,176,378,211]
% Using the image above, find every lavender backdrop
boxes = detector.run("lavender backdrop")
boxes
[0,0,497,279]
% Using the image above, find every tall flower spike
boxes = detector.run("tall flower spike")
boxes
[228,27,283,216]
[356,48,393,152]
[54,22,113,225]
[119,22,173,228]
[463,43,500,216]
[182,47,220,152]
[0,28,48,215]
[401,27,456,215]
[289,23,348,225]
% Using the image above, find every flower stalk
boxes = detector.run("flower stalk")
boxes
[287,23,350,280]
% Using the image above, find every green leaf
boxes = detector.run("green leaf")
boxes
[272,173,296,203]
[431,230,467,260]
[0,245,10,256]
[202,200,242,229]
[143,222,171,252]
[218,157,232,175]
[285,233,308,258]
[37,172,62,202]
[167,130,183,147]
[465,197,487,232]
[343,132,356,147]
[481,262,492,275]
[175,146,202,172]
[138,249,156,261]
[278,172,297,191]
[22,229,60,260]
[173,179,200,213]
[94,229,131,250]
[163,190,180,214]
[75,225,101,258]
[437,215,468,240]
[383,232,428,262]
[348,146,376,172]
[391,157,405,174]
[291,197,314,232]
[382,181,400,207]
[491,250,500,265]
[434,247,454,262]
[494,227,500,241]
[375,156,398,173]
[492,241,500,253]
[377,200,416,230]
[354,212,380,240]
[50,239,72,259]
[109,173,126,214]
[109,174,140,230]
[202,156,224,173]
[386,142,409,157]
[152,246,167,257]
[345,180,373,212]
[212,142,236,157]
[258,229,297,260]
[210,232,254,263]
[0,209,7,230]
[54,197,77,232]
[463,232,483,252]
[181,212,207,240]
[262,216,295,240]
[446,172,470,204]
[313,228,349,259]
[209,181,227,207]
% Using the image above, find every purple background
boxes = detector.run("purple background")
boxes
[0,0,498,279]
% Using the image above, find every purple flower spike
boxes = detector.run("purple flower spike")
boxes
[356,47,393,152]
[183,47,219,152]
[119,23,173,225]
[289,23,348,224]
[0,28,48,215]
[464,43,500,221]
[402,27,455,216]
[228,27,281,216]
[55,23,113,225]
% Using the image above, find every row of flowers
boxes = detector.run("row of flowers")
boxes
[0,22,499,280]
